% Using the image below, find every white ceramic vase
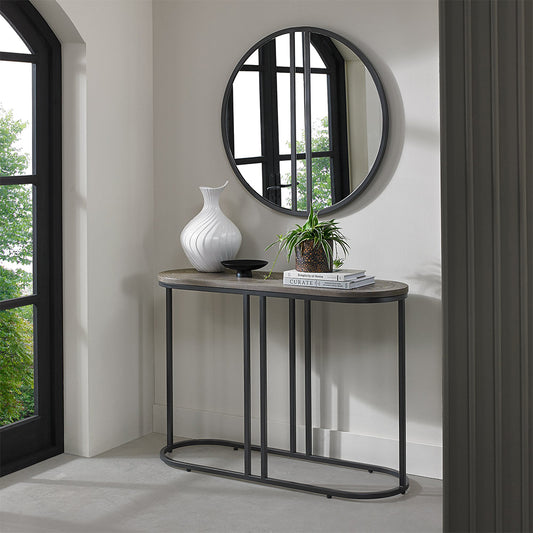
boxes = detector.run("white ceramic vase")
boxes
[180,181,242,272]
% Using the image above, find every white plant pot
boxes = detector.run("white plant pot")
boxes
[180,181,242,272]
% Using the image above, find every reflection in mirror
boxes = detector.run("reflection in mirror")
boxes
[222,27,388,216]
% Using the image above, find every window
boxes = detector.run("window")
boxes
[0,0,62,475]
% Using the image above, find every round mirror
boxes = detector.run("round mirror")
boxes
[221,27,388,216]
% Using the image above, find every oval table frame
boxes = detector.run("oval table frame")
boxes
[159,269,409,499]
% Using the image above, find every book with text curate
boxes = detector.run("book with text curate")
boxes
[283,276,375,289]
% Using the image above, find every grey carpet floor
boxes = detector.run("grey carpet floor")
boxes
[0,433,442,533]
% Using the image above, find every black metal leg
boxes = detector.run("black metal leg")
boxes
[305,299,312,456]
[243,294,251,475]
[166,288,173,447]
[398,299,407,489]
[289,298,296,453]
[260,296,268,478]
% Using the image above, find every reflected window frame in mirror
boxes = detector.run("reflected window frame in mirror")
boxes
[221,26,389,217]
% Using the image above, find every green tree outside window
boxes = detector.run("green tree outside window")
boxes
[0,106,34,426]
[281,116,333,212]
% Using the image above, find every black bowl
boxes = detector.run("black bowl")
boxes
[221,259,268,278]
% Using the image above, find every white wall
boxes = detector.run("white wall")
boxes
[35,0,155,457]
[34,0,440,476]
[153,0,441,477]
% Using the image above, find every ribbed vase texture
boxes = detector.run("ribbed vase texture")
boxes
[180,181,242,272]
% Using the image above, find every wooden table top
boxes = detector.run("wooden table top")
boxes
[159,269,408,303]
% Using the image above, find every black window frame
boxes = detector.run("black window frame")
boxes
[0,0,63,476]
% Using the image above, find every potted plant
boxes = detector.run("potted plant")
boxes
[265,207,349,276]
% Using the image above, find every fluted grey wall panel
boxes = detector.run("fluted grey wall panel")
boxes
[441,1,533,531]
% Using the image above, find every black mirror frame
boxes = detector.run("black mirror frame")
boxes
[221,26,389,217]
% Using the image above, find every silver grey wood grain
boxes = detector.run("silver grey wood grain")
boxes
[158,269,408,300]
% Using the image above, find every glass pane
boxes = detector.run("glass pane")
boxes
[0,15,31,54]
[312,157,332,211]
[0,184,34,299]
[0,61,33,176]
[296,159,307,212]
[232,71,261,159]
[238,163,263,196]
[277,54,305,153]
[278,73,305,153]
[295,32,303,68]
[311,73,330,151]
[277,73,291,155]
[243,50,258,66]
[310,43,326,68]
[0,305,34,427]
[275,33,290,67]
[295,73,305,152]
[279,160,293,210]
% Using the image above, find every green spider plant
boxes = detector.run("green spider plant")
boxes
[264,207,349,278]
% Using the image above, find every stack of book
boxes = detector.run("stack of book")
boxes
[283,269,375,290]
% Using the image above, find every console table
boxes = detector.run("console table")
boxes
[159,268,409,499]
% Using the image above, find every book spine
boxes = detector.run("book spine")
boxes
[283,270,364,281]
[318,281,359,289]
[346,279,375,289]
[284,271,340,280]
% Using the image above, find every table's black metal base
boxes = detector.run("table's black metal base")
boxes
[161,438,409,500]
[162,282,409,501]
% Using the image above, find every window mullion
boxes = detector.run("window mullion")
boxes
[0,175,36,185]
[0,294,38,311]
[303,31,312,213]
[290,31,297,212]
[0,51,36,63]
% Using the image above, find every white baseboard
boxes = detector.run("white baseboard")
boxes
[153,404,442,479]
